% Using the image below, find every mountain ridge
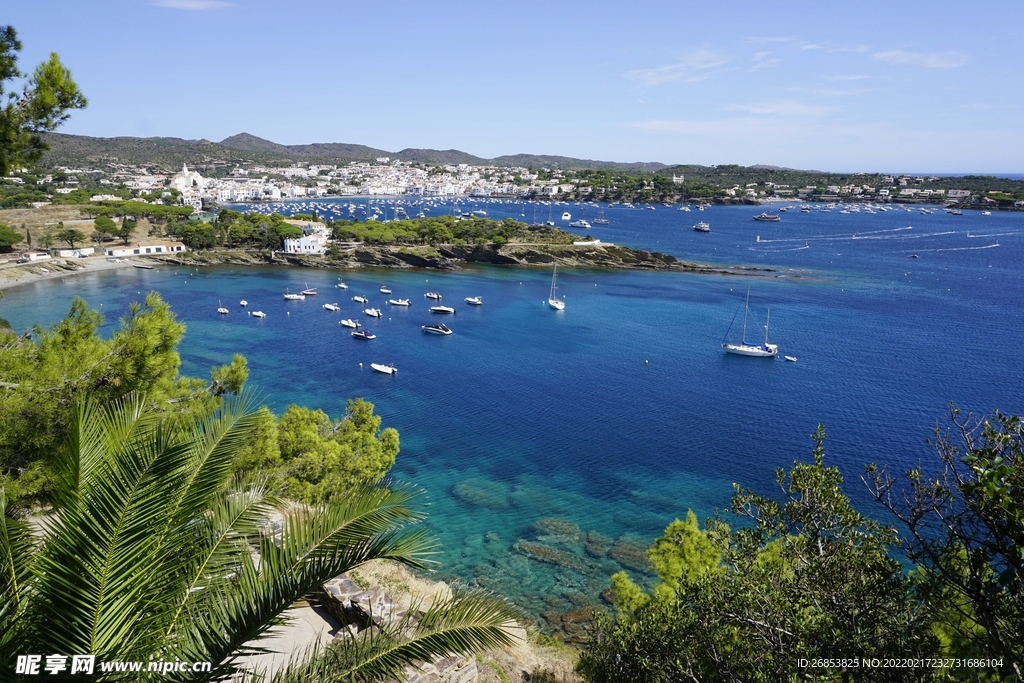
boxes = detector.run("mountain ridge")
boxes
[39,131,668,171]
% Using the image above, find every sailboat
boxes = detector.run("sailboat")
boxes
[721,287,778,357]
[593,207,609,225]
[548,265,565,310]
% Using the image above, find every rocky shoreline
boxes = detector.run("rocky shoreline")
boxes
[150,242,778,276]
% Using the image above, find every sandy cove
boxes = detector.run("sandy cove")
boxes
[0,255,139,291]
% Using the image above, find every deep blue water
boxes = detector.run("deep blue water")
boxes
[3,199,1023,623]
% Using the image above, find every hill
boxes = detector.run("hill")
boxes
[38,132,668,172]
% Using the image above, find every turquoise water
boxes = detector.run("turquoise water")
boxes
[3,201,1023,627]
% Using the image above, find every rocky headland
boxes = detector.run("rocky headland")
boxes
[150,242,777,276]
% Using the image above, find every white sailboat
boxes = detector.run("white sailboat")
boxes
[548,265,565,310]
[722,287,778,357]
[593,207,609,224]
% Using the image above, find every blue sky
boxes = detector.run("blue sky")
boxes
[6,0,1023,171]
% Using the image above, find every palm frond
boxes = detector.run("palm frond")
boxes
[266,590,520,683]
[175,484,436,674]
[31,394,193,658]
[0,489,38,666]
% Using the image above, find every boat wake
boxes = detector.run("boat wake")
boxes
[756,226,913,244]
[905,243,1000,252]
[966,231,1016,238]
[852,230,955,240]
[748,245,811,252]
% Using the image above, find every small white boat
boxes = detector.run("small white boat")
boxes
[239,300,248,307]
[323,303,340,311]
[370,363,396,374]
[301,284,317,296]
[352,329,375,340]
[425,291,442,300]
[388,298,411,306]
[694,222,711,232]
[284,290,305,300]
[753,212,781,222]
[364,308,383,317]
[422,323,453,335]
[380,286,392,294]
[337,282,348,289]
[464,296,482,305]
[340,319,360,328]
[217,301,229,314]
[561,212,571,221]
[785,356,798,362]
[568,219,591,228]
[548,265,565,310]
[429,305,456,314]
[251,311,266,318]
[353,295,368,303]
[133,264,153,269]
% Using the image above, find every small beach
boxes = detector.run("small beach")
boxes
[0,255,137,291]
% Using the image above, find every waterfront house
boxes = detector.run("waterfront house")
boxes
[104,241,188,257]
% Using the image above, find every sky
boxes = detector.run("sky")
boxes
[5,0,1023,172]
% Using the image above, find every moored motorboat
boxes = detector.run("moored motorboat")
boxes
[133,264,153,269]
[353,295,368,303]
[339,318,360,328]
[337,282,348,289]
[380,286,392,294]
[568,219,591,228]
[785,355,798,362]
[251,311,266,318]
[301,284,317,295]
[239,299,248,307]
[464,296,482,305]
[217,301,229,314]
[388,299,411,306]
[323,303,340,311]
[364,308,383,318]
[694,222,710,232]
[284,289,305,300]
[352,329,376,340]
[422,323,453,335]
[429,305,456,314]
[753,212,781,222]
[425,291,442,299]
[370,363,396,374]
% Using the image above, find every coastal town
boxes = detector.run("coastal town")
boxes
[5,150,1024,218]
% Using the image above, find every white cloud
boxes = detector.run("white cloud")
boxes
[829,75,871,81]
[153,0,234,9]
[750,51,781,70]
[726,100,842,117]
[874,50,966,69]
[626,52,726,86]
[785,86,862,97]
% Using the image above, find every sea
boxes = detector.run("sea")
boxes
[3,198,1023,627]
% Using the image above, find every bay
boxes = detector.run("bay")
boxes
[3,199,1022,622]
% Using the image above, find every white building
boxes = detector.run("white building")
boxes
[52,247,95,258]
[282,233,328,255]
[105,242,188,257]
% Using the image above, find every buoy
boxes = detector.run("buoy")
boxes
[359,362,363,366]
[645,360,649,364]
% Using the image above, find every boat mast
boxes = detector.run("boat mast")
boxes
[741,286,750,343]
[764,307,771,346]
